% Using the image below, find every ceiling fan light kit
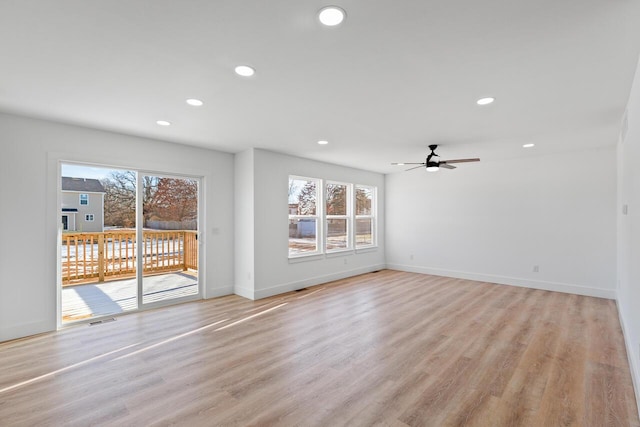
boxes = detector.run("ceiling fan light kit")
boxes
[393,144,480,172]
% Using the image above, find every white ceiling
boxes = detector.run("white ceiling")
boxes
[1,0,640,173]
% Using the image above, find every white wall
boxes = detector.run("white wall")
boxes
[234,149,255,299]
[0,113,235,342]
[386,147,617,299]
[235,149,386,299]
[618,56,640,414]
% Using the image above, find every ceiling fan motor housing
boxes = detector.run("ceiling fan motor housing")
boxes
[392,144,478,171]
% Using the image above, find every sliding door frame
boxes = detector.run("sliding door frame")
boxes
[56,160,205,328]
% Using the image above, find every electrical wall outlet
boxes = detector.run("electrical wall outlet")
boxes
[410,254,414,260]
[533,265,540,273]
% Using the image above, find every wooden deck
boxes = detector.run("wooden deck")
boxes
[62,272,198,322]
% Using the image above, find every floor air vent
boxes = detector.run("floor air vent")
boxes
[295,288,308,292]
[89,318,116,326]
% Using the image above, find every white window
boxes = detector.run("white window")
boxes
[80,193,88,205]
[288,177,321,256]
[289,177,376,258]
[85,214,94,221]
[326,182,350,251]
[355,185,375,247]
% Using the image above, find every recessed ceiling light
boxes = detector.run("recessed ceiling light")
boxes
[317,140,329,145]
[476,97,495,105]
[235,65,255,77]
[156,120,171,126]
[522,143,535,148]
[186,98,204,107]
[319,6,346,26]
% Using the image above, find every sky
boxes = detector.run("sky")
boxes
[61,164,122,180]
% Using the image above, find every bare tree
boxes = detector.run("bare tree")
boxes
[326,183,346,215]
[356,187,372,215]
[150,178,198,222]
[102,172,198,229]
[101,171,159,228]
[297,181,317,215]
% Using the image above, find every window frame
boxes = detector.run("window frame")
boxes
[355,184,376,249]
[79,193,89,205]
[288,176,377,260]
[85,214,94,221]
[288,176,322,258]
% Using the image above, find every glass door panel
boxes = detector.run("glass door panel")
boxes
[60,165,138,323]
[141,175,199,305]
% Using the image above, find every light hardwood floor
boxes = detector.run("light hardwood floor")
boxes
[0,270,638,426]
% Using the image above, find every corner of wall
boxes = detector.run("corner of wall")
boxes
[617,300,640,418]
[616,52,640,419]
[233,149,256,298]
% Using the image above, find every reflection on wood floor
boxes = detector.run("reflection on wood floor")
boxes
[2,270,639,426]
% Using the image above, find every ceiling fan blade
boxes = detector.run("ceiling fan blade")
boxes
[391,162,426,165]
[440,163,456,169]
[441,158,480,164]
[405,165,425,171]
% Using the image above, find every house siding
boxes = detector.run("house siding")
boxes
[61,191,104,232]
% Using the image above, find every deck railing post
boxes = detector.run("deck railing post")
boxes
[98,234,105,282]
[182,231,188,271]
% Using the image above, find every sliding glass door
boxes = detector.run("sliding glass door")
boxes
[60,164,201,324]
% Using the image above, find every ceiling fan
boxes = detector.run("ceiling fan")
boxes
[392,145,480,172]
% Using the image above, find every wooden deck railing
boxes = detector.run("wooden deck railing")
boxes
[62,230,198,286]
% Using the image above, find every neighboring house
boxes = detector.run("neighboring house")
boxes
[61,177,106,232]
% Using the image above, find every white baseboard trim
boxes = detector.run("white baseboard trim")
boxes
[386,264,617,300]
[617,300,640,420]
[234,285,255,300]
[205,285,234,298]
[1,320,55,343]
[251,264,387,300]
